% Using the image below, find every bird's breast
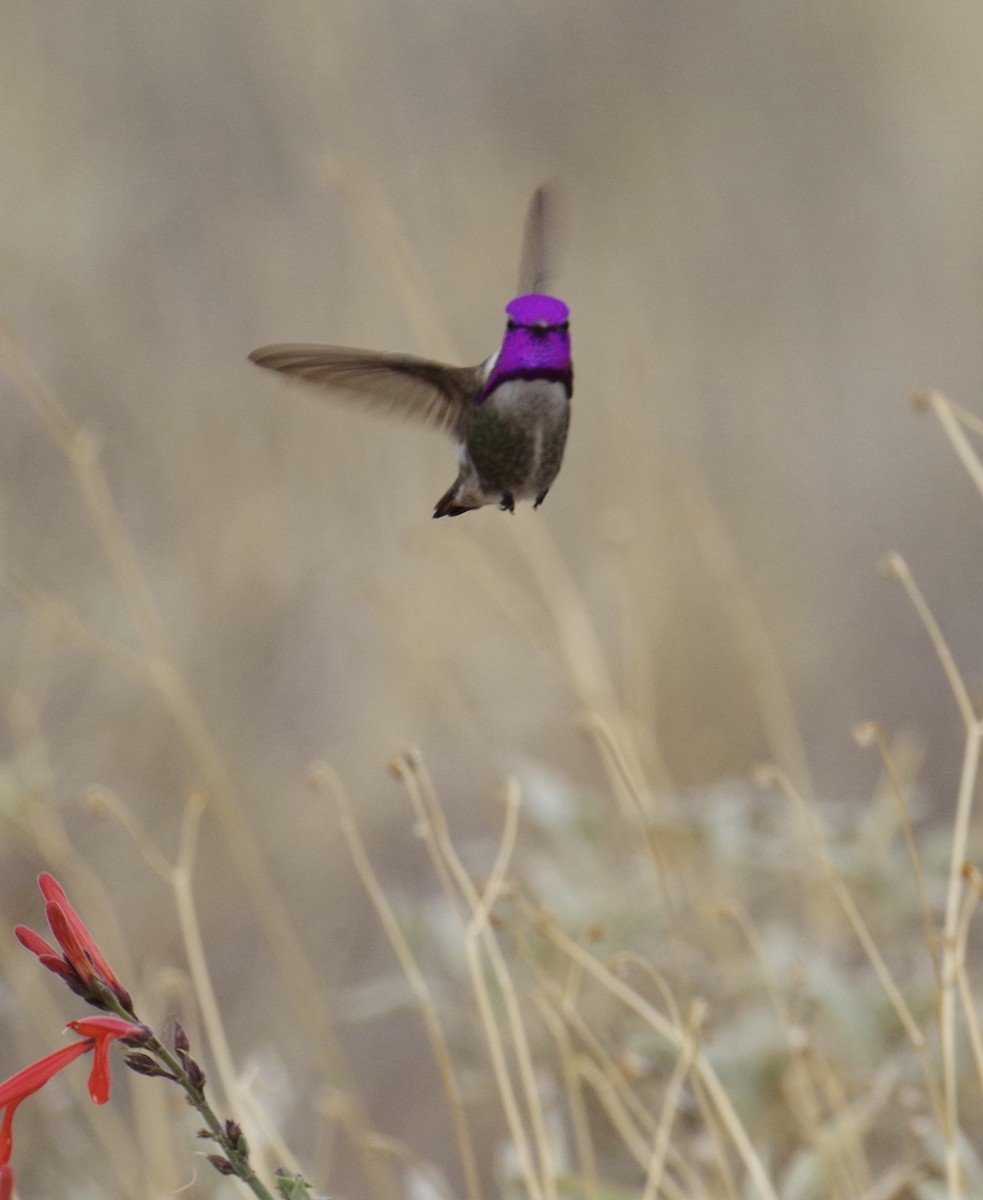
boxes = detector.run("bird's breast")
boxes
[482,376,569,421]
[465,377,570,498]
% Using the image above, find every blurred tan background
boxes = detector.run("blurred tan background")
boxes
[3,1,983,1194]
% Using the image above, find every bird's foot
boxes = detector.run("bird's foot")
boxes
[533,488,549,509]
[499,490,516,514]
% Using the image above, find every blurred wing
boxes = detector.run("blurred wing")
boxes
[517,183,558,295]
[248,344,479,434]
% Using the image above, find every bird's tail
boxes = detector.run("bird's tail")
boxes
[433,478,475,519]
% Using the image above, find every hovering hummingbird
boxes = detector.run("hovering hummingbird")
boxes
[249,186,572,518]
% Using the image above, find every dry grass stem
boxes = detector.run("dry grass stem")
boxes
[758,767,927,1053]
[915,389,983,503]
[521,905,781,1200]
[954,866,983,1097]
[394,755,557,1200]
[879,539,983,1198]
[852,723,940,986]
[317,763,484,1200]
[528,994,600,1200]
[641,999,707,1200]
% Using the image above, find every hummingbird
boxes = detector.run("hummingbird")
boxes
[249,186,572,518]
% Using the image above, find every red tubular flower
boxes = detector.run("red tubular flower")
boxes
[14,873,132,1012]
[0,1017,140,1170]
[67,1017,146,1105]
[0,1039,94,1166]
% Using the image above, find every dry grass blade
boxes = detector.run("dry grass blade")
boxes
[529,993,600,1200]
[954,865,983,1097]
[391,751,553,1200]
[315,763,484,1200]
[755,768,927,1055]
[914,389,983,503]
[641,999,707,1200]
[878,536,983,1199]
[878,552,976,729]
[852,723,940,987]
[517,902,781,1200]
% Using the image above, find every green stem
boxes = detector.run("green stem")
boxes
[106,997,279,1200]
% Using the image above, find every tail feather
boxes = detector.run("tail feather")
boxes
[435,475,486,518]
[434,480,469,518]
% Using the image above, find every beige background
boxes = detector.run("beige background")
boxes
[2,3,983,1195]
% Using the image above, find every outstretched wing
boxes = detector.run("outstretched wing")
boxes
[517,183,558,296]
[248,344,479,435]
